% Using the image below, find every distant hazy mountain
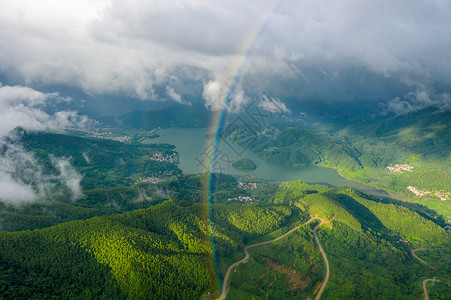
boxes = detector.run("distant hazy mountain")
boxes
[100,104,212,129]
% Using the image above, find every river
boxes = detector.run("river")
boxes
[147,128,381,194]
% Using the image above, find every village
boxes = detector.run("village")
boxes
[237,182,258,190]
[150,152,177,163]
[387,163,414,173]
[135,177,165,184]
[227,196,258,204]
[67,127,135,143]
[406,186,450,201]
[99,135,132,142]
[386,164,450,201]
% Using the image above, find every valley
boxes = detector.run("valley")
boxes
[2,3,451,299]
[147,127,382,193]
[0,106,450,299]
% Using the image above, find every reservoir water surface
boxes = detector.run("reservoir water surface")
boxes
[149,128,381,194]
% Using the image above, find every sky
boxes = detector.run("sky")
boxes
[0,0,450,115]
[0,0,450,204]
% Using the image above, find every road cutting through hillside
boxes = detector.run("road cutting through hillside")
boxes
[411,248,441,300]
[313,221,331,300]
[411,248,436,270]
[216,216,332,300]
[422,278,440,300]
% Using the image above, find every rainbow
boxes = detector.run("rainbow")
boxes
[204,0,286,199]
[197,0,287,292]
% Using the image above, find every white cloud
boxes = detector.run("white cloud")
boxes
[1,0,450,107]
[0,84,88,136]
[0,136,85,205]
[202,79,250,112]
[166,86,191,105]
[258,94,291,114]
[386,90,451,115]
[0,83,88,205]
[1,1,450,104]
[0,141,40,204]
[0,177,37,205]
[51,156,84,200]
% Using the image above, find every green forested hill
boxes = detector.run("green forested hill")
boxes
[0,183,171,232]
[16,130,181,190]
[224,106,451,219]
[1,118,450,299]
[0,200,295,299]
[0,172,273,233]
[267,181,450,299]
[1,181,450,299]
[0,130,184,232]
[274,181,449,248]
[341,106,450,158]
[100,104,211,129]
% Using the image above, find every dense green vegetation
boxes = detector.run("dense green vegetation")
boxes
[228,226,324,299]
[227,181,451,299]
[1,116,450,299]
[0,130,185,232]
[15,130,181,190]
[232,158,257,171]
[228,107,450,188]
[224,106,451,218]
[1,179,450,299]
[273,180,449,248]
[0,200,296,299]
[0,173,279,232]
[0,183,174,232]
[319,222,420,299]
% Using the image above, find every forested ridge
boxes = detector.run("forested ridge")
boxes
[227,180,451,299]
[1,181,450,299]
[14,129,181,190]
[100,104,211,129]
[224,106,451,194]
[273,181,449,247]
[0,200,295,299]
[0,126,450,299]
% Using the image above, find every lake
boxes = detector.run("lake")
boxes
[148,128,382,194]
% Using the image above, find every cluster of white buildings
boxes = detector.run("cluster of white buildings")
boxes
[237,182,258,190]
[433,190,450,201]
[406,186,430,196]
[68,128,133,143]
[162,170,175,176]
[136,177,164,184]
[407,186,450,201]
[227,196,258,203]
[387,164,414,173]
[387,164,450,201]
[100,136,132,143]
[151,152,176,163]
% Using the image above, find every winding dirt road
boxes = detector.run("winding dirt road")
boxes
[216,217,330,300]
[411,248,436,270]
[411,248,441,300]
[313,222,330,300]
[422,278,440,300]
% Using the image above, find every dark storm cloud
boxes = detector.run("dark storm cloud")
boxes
[0,0,450,109]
